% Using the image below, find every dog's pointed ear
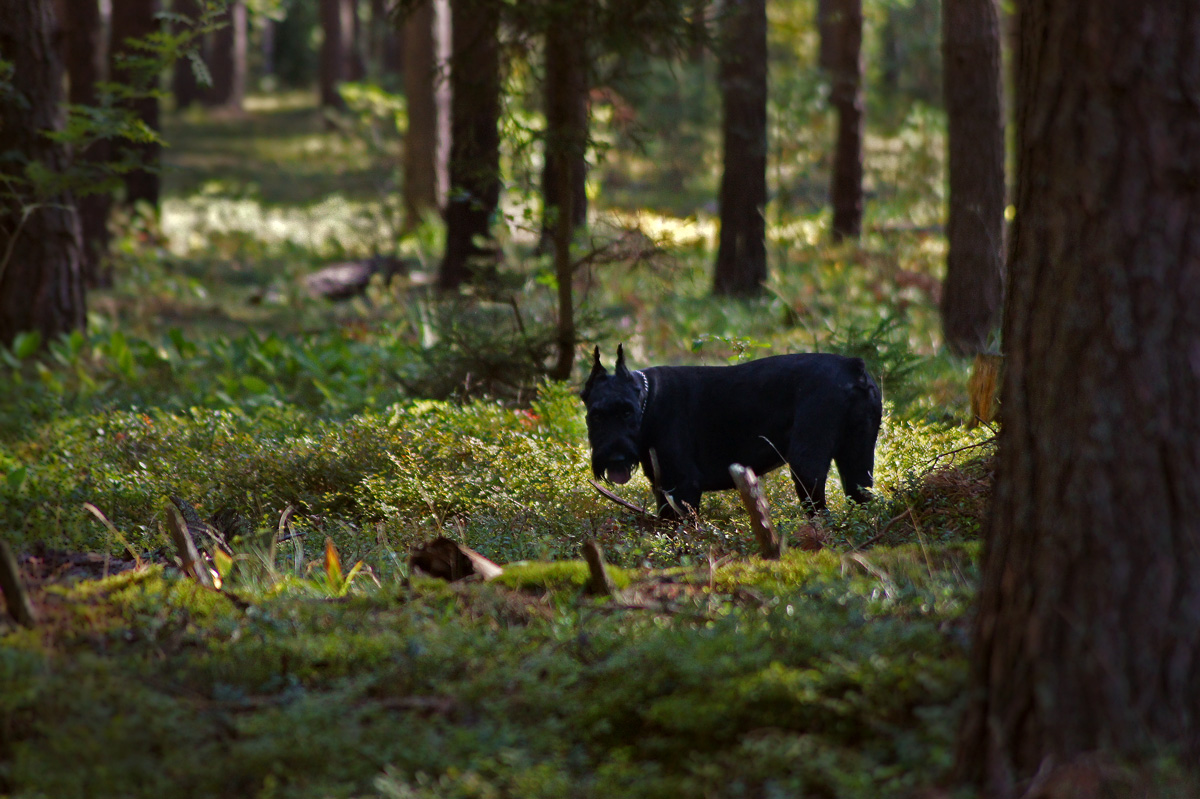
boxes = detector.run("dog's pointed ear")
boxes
[581,346,606,403]
[615,343,633,379]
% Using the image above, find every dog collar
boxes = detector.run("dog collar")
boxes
[633,370,649,413]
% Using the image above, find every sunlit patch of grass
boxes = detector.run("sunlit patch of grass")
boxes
[162,193,398,258]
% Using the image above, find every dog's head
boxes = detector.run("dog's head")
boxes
[580,344,645,485]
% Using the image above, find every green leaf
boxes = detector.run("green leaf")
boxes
[212,548,234,581]
[5,465,27,492]
[240,375,271,395]
[12,331,41,360]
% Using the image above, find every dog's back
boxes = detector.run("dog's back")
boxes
[639,354,881,511]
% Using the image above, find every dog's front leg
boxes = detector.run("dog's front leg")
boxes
[649,477,701,520]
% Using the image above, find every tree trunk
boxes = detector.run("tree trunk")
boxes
[941,0,1005,355]
[206,0,247,111]
[539,13,589,252]
[817,0,837,70]
[110,0,161,209]
[402,0,449,229]
[827,0,863,241]
[879,8,899,98]
[548,123,577,381]
[0,0,86,348]
[57,0,112,288]
[171,0,204,109]
[954,1,1200,793]
[319,0,353,111]
[348,0,367,81]
[711,0,768,297]
[436,0,501,291]
[371,0,404,77]
[688,0,709,64]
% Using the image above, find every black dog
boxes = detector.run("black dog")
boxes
[581,345,882,517]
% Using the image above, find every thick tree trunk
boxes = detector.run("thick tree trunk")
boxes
[57,0,112,287]
[955,1,1200,793]
[0,0,86,348]
[940,0,1005,355]
[712,0,768,297]
[206,0,247,110]
[827,0,863,241]
[319,0,353,111]
[436,0,501,290]
[110,0,161,209]
[402,0,449,229]
[539,14,589,251]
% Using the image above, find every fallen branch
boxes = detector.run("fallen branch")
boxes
[729,464,783,559]
[589,480,654,518]
[920,434,997,476]
[166,504,215,589]
[852,507,914,551]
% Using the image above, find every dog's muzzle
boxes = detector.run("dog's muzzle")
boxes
[606,461,635,485]
[593,454,638,485]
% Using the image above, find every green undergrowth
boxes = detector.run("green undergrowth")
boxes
[0,374,993,572]
[1,543,976,799]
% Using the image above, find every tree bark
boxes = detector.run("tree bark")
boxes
[110,0,162,209]
[436,0,501,290]
[0,0,86,348]
[712,0,768,297]
[402,0,449,229]
[539,13,589,250]
[941,0,1005,355]
[319,0,353,112]
[955,1,1200,793]
[57,0,112,287]
[206,0,247,111]
[827,0,863,241]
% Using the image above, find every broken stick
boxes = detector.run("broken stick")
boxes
[729,464,783,559]
[581,539,616,596]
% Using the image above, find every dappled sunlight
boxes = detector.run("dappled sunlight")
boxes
[162,194,398,257]
[604,209,717,248]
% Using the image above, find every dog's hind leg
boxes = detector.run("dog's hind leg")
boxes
[834,439,875,504]
[785,418,840,515]
[834,385,882,504]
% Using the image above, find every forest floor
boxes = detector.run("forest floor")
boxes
[0,94,995,798]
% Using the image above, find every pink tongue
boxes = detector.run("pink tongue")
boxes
[608,467,632,485]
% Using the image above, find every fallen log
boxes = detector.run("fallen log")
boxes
[409,537,503,582]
